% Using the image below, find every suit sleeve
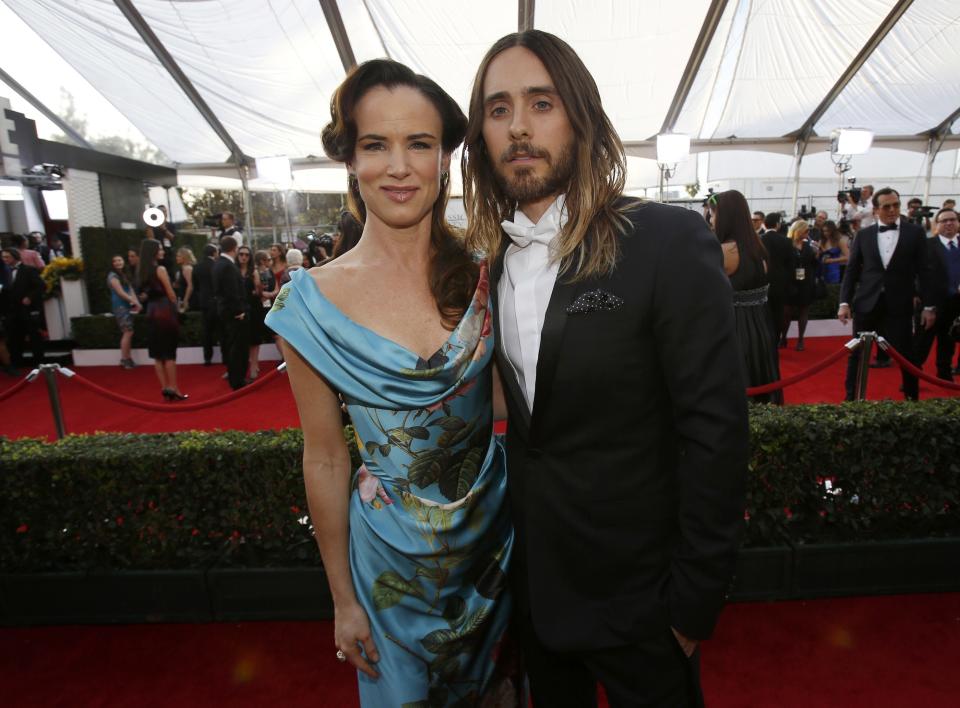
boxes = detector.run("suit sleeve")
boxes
[651,209,749,639]
[215,261,243,317]
[27,268,46,307]
[915,228,934,308]
[840,229,864,306]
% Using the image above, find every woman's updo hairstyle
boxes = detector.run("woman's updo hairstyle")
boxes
[321,59,477,331]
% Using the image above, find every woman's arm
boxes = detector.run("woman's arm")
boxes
[181,264,194,312]
[282,339,380,678]
[156,266,177,303]
[109,274,139,307]
[252,269,263,297]
[720,241,739,276]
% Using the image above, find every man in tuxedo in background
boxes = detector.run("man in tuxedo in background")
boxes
[464,30,748,707]
[838,187,934,400]
[761,212,794,347]
[914,208,960,381]
[193,243,219,366]
[212,236,249,389]
[1,247,45,368]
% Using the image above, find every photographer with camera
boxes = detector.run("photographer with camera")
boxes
[840,183,875,228]
[906,197,934,234]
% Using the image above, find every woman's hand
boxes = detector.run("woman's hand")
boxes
[334,601,380,678]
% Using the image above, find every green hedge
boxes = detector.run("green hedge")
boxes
[80,227,207,315]
[807,283,841,320]
[2,402,958,572]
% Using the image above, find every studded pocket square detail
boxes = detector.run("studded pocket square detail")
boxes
[566,289,624,314]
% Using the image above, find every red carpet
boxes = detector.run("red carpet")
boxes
[1,593,957,707]
[1,336,957,440]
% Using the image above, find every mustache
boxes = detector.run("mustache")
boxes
[500,142,550,164]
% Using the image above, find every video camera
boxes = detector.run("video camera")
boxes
[797,204,818,221]
[907,204,936,226]
[837,177,861,205]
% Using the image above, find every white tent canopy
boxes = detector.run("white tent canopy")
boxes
[1,0,959,204]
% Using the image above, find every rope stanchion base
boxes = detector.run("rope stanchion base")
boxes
[879,338,960,392]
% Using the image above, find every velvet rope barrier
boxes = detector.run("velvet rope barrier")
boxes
[745,340,859,396]
[879,338,960,392]
[0,373,35,403]
[62,364,285,412]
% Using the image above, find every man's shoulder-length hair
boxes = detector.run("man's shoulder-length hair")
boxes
[462,30,636,280]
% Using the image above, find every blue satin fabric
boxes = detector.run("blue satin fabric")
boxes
[266,264,514,707]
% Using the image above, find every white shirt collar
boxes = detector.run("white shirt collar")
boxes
[501,194,568,248]
[939,234,958,248]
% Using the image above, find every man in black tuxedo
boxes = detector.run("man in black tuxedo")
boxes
[914,208,960,380]
[464,31,748,707]
[761,212,794,346]
[212,236,249,389]
[838,187,935,400]
[1,247,45,367]
[193,243,219,365]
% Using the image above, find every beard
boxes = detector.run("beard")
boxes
[493,141,574,204]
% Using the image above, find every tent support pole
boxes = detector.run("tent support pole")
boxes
[238,163,254,235]
[790,139,807,217]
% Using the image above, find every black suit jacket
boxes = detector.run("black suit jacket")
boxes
[760,229,794,300]
[5,265,45,313]
[193,256,216,310]
[493,200,748,652]
[212,255,246,319]
[924,237,954,310]
[840,221,931,316]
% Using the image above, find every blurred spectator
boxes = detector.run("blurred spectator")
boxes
[236,245,263,381]
[332,210,362,259]
[784,220,818,351]
[137,239,185,400]
[906,197,932,234]
[193,243,219,366]
[0,256,12,374]
[818,220,848,285]
[761,212,793,348]
[173,247,197,313]
[213,236,249,390]
[306,234,335,267]
[30,232,50,263]
[49,236,66,259]
[709,190,782,404]
[254,248,278,352]
[752,211,765,234]
[914,208,960,381]
[284,249,304,282]
[11,235,45,269]
[1,247,44,367]
[943,198,956,210]
[125,248,140,283]
[809,210,828,244]
[216,211,244,246]
[107,254,141,369]
[269,243,288,287]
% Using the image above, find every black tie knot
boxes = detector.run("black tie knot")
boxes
[878,224,897,232]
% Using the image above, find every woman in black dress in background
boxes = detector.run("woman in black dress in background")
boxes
[137,239,186,400]
[784,220,819,352]
[236,245,262,381]
[709,190,782,404]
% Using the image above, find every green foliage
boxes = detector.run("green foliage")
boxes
[744,399,960,547]
[0,428,361,572]
[2,402,958,573]
[79,227,207,314]
[71,312,204,349]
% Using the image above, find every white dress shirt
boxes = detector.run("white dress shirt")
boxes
[498,195,568,412]
[877,219,899,269]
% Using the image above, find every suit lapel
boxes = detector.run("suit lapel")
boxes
[529,269,585,434]
[490,238,532,432]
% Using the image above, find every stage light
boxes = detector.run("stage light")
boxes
[832,129,873,156]
[255,155,292,189]
[656,133,691,165]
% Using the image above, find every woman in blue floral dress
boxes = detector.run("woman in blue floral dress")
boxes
[266,60,516,707]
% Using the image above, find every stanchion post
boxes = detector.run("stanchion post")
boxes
[40,364,67,439]
[854,332,876,401]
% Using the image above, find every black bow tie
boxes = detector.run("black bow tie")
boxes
[878,224,898,232]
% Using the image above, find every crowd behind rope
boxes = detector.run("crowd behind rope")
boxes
[709,188,960,403]
[1,193,958,402]
[0,210,363,399]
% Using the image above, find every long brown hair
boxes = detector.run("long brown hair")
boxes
[711,190,767,264]
[462,30,633,280]
[136,238,161,290]
[321,59,477,330]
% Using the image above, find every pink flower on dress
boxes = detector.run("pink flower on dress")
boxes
[426,376,478,412]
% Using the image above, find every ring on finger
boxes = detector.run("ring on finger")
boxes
[336,649,347,662]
